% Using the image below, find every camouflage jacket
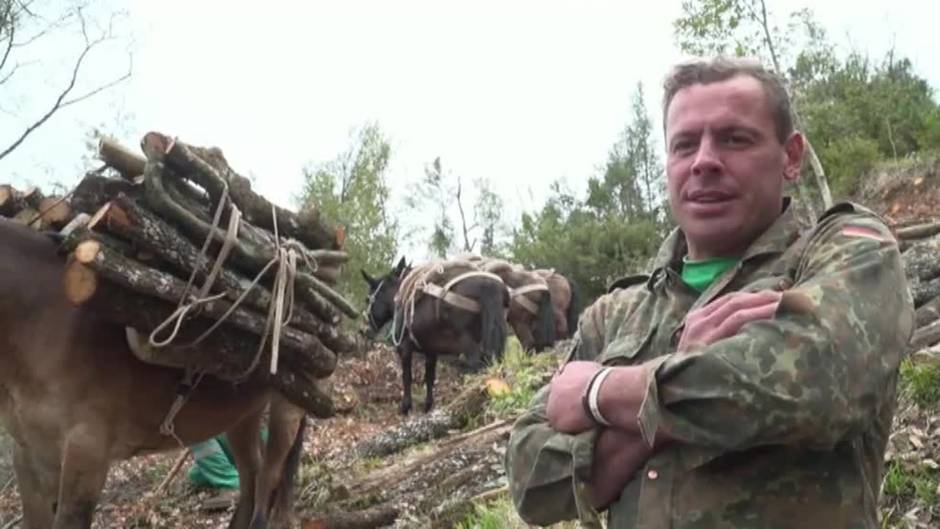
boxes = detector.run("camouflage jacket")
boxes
[505,201,915,529]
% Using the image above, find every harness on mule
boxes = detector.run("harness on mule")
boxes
[391,262,506,349]
[509,282,549,315]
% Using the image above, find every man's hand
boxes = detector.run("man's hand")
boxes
[588,429,654,510]
[546,360,602,434]
[677,290,782,352]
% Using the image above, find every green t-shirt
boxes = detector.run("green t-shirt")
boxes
[681,256,739,292]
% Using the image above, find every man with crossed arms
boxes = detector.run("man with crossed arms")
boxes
[505,57,915,528]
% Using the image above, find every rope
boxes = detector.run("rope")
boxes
[27,189,76,228]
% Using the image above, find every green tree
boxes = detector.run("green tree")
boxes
[297,122,398,309]
[673,1,834,218]
[474,177,505,256]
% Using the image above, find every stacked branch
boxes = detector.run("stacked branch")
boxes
[896,223,940,352]
[0,133,361,418]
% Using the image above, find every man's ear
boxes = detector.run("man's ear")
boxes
[783,131,805,183]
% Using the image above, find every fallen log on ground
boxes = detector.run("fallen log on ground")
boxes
[354,383,490,459]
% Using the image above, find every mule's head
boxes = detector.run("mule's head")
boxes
[361,256,410,333]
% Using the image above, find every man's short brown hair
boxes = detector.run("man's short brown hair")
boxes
[662,56,794,143]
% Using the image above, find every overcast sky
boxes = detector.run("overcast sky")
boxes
[1,0,938,260]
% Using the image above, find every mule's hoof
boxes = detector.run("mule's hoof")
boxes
[399,402,412,415]
[423,401,434,413]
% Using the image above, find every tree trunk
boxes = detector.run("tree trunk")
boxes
[912,319,940,350]
[69,237,338,378]
[142,160,357,320]
[354,384,489,459]
[72,277,333,413]
[896,221,940,241]
[303,505,400,529]
[70,174,142,215]
[902,236,940,284]
[36,196,75,228]
[916,295,940,328]
[911,278,940,308]
[98,136,146,179]
[141,131,343,251]
[0,184,21,217]
[101,193,356,352]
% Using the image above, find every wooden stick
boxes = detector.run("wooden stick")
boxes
[152,449,190,496]
[142,160,357,320]
[102,194,356,352]
[896,221,940,241]
[71,237,338,377]
[99,136,146,180]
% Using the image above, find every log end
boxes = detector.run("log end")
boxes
[63,259,98,305]
[12,208,46,230]
[75,240,102,265]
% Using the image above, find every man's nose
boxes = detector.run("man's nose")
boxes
[691,136,722,177]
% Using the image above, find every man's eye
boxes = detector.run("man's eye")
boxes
[672,140,695,154]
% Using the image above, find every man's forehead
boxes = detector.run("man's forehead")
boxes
[666,76,771,134]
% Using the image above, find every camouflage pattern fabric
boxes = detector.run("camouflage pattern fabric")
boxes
[505,200,916,529]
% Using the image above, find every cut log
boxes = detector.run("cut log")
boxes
[896,221,940,241]
[902,237,940,284]
[20,186,44,209]
[71,237,338,377]
[35,196,75,228]
[912,319,940,350]
[0,184,18,217]
[354,384,489,459]
[98,136,146,179]
[71,174,141,215]
[59,213,91,239]
[63,258,98,305]
[916,295,940,328]
[268,369,334,419]
[142,160,357,320]
[12,208,46,230]
[141,131,342,251]
[911,277,940,308]
[101,193,355,352]
[76,279,325,394]
[303,505,400,529]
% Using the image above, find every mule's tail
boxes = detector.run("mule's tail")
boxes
[480,281,508,362]
[534,291,557,351]
[270,413,306,521]
[565,277,583,339]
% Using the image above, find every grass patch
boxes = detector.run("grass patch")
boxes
[480,338,562,420]
[899,360,940,409]
[455,494,584,529]
[882,460,940,506]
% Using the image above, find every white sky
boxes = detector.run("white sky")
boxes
[2,0,938,260]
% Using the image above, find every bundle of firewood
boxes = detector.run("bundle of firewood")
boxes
[0,132,361,418]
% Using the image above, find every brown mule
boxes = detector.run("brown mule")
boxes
[0,218,306,529]
[533,268,581,340]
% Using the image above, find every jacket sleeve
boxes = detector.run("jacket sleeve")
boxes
[504,286,644,526]
[636,211,916,457]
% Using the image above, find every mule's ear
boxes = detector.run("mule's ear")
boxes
[361,269,377,287]
[394,256,407,276]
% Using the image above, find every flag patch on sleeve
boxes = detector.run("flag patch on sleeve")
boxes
[841,224,889,242]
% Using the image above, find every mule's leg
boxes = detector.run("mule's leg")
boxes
[399,342,414,415]
[226,408,265,529]
[423,353,438,413]
[13,444,56,529]
[458,333,485,373]
[250,396,305,529]
[53,424,110,529]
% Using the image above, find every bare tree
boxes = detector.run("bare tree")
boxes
[0,0,133,162]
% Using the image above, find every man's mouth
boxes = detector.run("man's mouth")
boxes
[687,190,735,203]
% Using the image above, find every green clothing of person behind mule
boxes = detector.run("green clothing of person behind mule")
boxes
[188,429,269,490]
